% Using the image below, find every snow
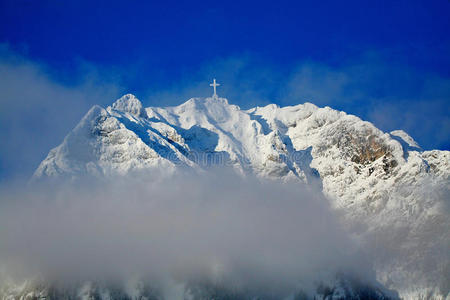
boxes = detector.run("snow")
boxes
[390,129,421,149]
[111,93,148,118]
[30,94,450,299]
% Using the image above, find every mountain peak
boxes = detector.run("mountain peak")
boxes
[27,93,450,299]
[110,93,147,118]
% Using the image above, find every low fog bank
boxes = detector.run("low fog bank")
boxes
[0,171,385,297]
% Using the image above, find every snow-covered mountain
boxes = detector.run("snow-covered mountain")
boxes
[26,94,450,299]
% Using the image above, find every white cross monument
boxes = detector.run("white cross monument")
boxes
[210,78,220,99]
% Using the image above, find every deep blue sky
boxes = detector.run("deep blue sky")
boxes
[0,0,449,179]
[2,1,449,81]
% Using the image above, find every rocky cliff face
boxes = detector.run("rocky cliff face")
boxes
[25,94,450,299]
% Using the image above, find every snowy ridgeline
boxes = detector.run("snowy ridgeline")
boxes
[22,94,450,299]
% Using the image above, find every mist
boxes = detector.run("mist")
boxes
[0,44,124,181]
[0,171,381,297]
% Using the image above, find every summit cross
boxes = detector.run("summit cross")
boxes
[210,78,220,99]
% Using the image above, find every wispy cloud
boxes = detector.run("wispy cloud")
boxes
[141,54,283,109]
[0,44,124,180]
[279,54,450,150]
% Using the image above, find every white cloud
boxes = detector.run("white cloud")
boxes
[0,45,124,180]
[0,172,377,297]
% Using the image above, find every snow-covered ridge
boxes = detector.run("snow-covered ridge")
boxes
[32,94,449,299]
[34,93,448,190]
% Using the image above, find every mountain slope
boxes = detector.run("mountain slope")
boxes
[32,94,450,299]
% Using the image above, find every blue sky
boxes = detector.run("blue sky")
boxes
[0,0,449,179]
